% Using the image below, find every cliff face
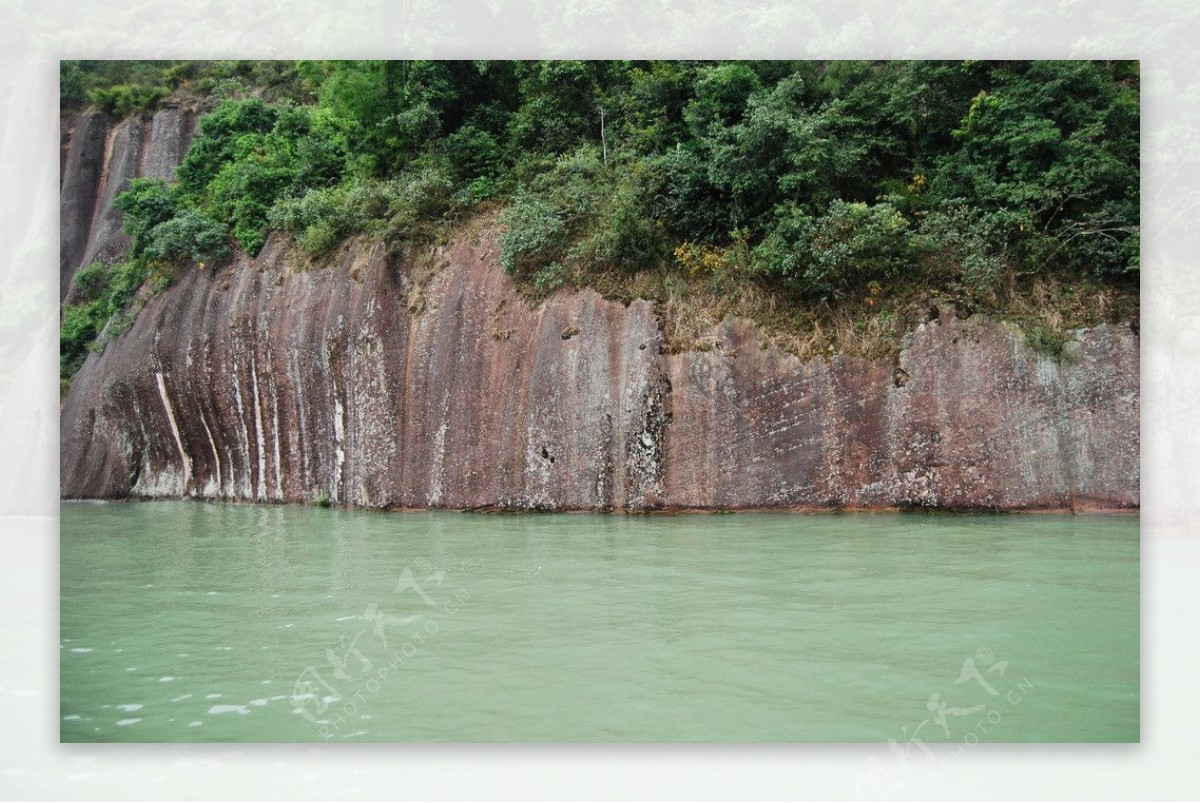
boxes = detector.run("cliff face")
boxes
[59,107,196,301]
[59,226,1140,511]
[58,108,1138,512]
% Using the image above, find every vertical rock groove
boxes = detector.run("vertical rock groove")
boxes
[58,110,1138,511]
[60,226,1139,511]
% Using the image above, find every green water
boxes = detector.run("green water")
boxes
[59,501,1138,743]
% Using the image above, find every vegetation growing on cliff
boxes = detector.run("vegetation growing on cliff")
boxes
[61,60,1139,380]
[60,60,308,115]
[59,258,161,384]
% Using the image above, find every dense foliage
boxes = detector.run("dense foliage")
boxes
[60,60,308,115]
[62,60,1139,382]
[60,259,159,382]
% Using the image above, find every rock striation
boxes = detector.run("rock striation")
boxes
[59,108,1138,512]
[59,228,1140,511]
[60,106,197,302]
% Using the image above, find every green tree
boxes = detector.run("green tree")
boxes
[930,61,1139,277]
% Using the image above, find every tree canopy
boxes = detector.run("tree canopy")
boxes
[62,60,1140,382]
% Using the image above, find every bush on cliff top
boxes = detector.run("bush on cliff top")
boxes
[61,60,309,114]
[91,60,1138,285]
[61,60,1140,381]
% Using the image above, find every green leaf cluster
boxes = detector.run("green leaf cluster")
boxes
[61,60,309,113]
[59,260,151,381]
[62,60,1140,380]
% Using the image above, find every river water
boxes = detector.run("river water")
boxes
[60,501,1138,743]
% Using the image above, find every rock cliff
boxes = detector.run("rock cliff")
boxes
[59,108,1138,512]
[60,107,197,302]
[59,226,1140,511]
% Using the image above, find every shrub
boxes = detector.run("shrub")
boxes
[100,260,150,319]
[88,84,170,117]
[1056,206,1140,280]
[532,262,566,292]
[600,158,670,270]
[501,147,668,278]
[143,209,231,266]
[176,98,279,197]
[205,144,299,255]
[499,194,568,278]
[446,124,503,182]
[295,219,337,255]
[269,185,343,233]
[658,146,730,244]
[388,166,455,221]
[269,185,357,257]
[71,262,110,301]
[269,173,454,257]
[114,178,179,258]
[60,259,150,380]
[915,204,1025,292]
[586,188,652,268]
[463,176,499,203]
[60,300,106,378]
[755,200,913,299]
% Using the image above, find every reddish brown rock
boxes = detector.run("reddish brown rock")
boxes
[59,228,1140,511]
[59,107,196,302]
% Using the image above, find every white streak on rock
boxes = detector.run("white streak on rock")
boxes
[333,396,346,500]
[250,354,266,501]
[428,420,447,506]
[269,363,283,501]
[288,344,310,484]
[155,371,191,490]
[229,353,253,498]
[198,407,222,496]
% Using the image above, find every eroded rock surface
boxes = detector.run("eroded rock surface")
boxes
[60,228,1140,511]
[59,108,1138,511]
[59,107,196,301]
